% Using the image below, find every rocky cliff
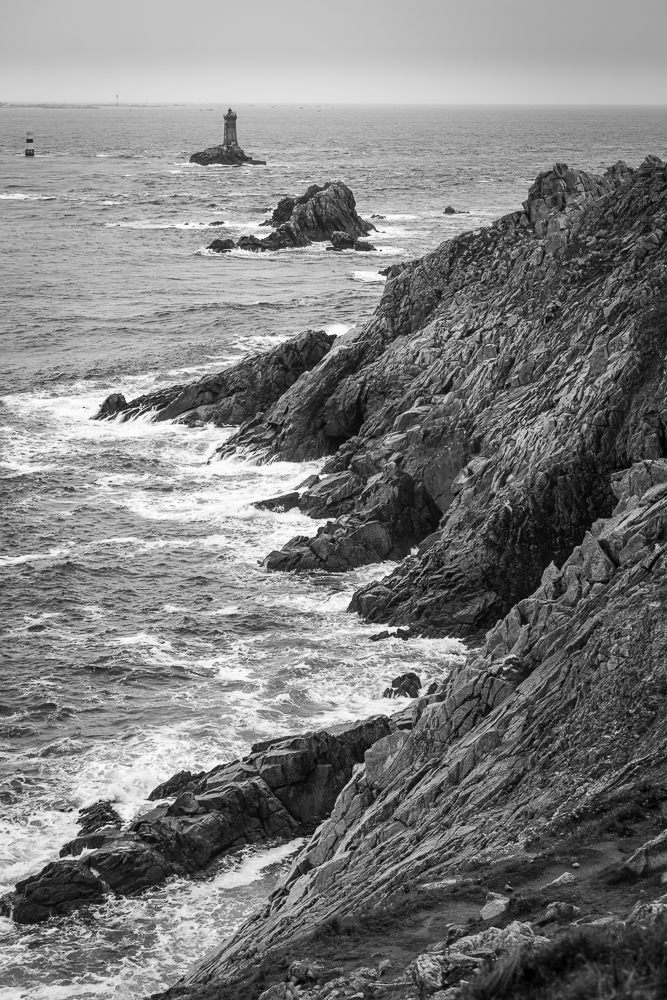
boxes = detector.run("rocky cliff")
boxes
[138,158,667,999]
[219,157,667,641]
[156,457,667,1000]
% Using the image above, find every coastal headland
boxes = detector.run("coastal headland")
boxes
[7,156,667,999]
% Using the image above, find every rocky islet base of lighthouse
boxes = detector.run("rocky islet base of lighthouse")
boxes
[190,107,266,166]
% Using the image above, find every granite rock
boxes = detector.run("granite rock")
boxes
[0,717,392,924]
[94,329,335,426]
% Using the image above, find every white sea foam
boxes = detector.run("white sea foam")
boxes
[212,838,304,888]
[351,270,386,283]
[324,323,351,336]
[0,192,56,201]
[0,547,69,567]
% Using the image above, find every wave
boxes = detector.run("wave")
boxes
[351,270,386,283]
[0,192,56,201]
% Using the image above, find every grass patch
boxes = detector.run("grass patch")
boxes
[460,920,667,1000]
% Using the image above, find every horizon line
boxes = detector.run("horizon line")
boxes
[2,100,667,109]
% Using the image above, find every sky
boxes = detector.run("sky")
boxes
[2,0,666,105]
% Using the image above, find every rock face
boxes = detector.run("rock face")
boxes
[264,466,440,572]
[215,157,667,640]
[164,458,667,997]
[207,182,374,254]
[0,717,391,924]
[93,329,335,426]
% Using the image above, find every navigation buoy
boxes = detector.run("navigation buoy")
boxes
[25,131,34,157]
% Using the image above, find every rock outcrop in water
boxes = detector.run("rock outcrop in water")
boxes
[189,146,266,167]
[93,329,335,425]
[207,182,375,254]
[0,717,392,924]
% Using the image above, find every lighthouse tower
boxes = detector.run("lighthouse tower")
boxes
[223,108,238,148]
[25,132,35,157]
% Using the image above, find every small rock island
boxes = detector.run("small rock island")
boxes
[190,108,266,166]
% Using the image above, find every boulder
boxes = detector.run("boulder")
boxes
[77,799,122,835]
[208,237,236,253]
[624,829,667,875]
[382,671,422,699]
[329,230,355,250]
[94,392,127,419]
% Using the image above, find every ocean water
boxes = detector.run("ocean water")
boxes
[1,103,666,998]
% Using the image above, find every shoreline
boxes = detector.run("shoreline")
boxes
[4,149,667,998]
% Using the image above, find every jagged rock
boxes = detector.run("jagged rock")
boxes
[328,231,377,252]
[264,466,441,572]
[329,230,356,250]
[0,860,108,924]
[543,901,582,923]
[541,872,576,889]
[253,492,301,513]
[1,717,392,924]
[410,953,443,992]
[148,769,207,801]
[208,237,236,252]
[299,472,366,519]
[624,829,667,875]
[627,895,667,924]
[211,158,667,641]
[177,462,667,993]
[77,799,122,835]
[383,672,421,699]
[237,183,374,253]
[93,329,335,426]
[480,892,510,920]
[94,392,127,419]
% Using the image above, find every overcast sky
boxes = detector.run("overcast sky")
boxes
[2,0,666,105]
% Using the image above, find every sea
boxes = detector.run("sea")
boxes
[1,103,666,998]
